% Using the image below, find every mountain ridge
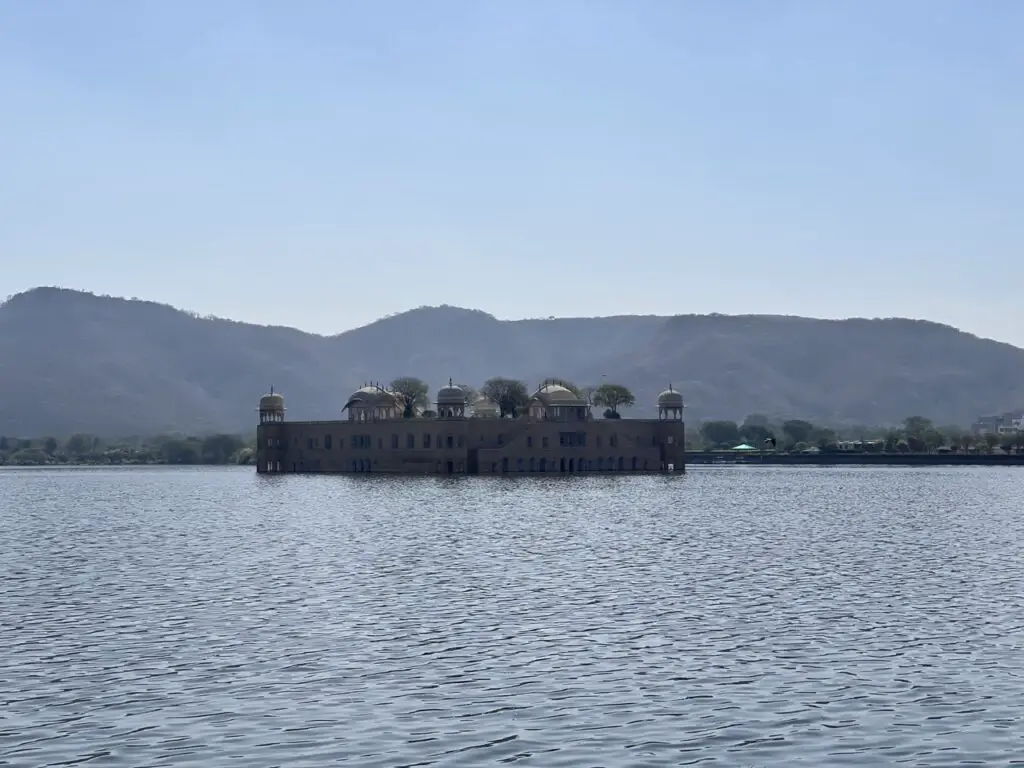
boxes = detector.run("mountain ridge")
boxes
[1,286,1021,436]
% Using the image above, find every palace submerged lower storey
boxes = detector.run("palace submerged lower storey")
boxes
[256,417,686,475]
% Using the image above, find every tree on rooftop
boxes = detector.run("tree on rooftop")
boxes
[580,385,597,407]
[457,384,478,403]
[592,383,635,417]
[481,377,530,418]
[389,377,430,419]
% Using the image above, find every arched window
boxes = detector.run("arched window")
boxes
[529,457,536,472]
[517,458,524,472]
[324,434,332,450]
[617,457,624,471]
[501,457,509,473]
[539,457,547,472]
[631,456,637,470]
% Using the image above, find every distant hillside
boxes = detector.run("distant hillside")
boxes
[1,287,1022,437]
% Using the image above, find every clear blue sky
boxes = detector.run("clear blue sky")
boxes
[2,1,1022,345]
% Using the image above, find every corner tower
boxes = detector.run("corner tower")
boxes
[256,388,286,474]
[657,385,683,421]
[259,387,286,424]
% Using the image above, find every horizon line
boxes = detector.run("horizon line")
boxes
[1,283,1003,346]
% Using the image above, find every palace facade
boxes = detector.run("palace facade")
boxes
[255,381,685,475]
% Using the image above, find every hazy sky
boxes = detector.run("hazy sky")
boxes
[2,1,1022,345]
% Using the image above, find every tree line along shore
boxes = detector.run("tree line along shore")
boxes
[2,414,1020,468]
[695,414,1022,455]
[0,433,254,467]
[1,379,1020,466]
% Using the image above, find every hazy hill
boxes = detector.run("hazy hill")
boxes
[1,287,1022,437]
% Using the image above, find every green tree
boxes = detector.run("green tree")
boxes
[389,377,431,418]
[10,448,48,465]
[66,433,99,457]
[883,430,903,452]
[580,385,597,406]
[457,384,478,404]
[782,420,814,447]
[700,420,741,448]
[811,427,839,453]
[201,434,245,464]
[740,423,772,445]
[481,377,531,418]
[902,416,935,448]
[982,433,999,453]
[742,414,770,429]
[160,439,200,464]
[43,436,58,455]
[0,436,8,451]
[592,383,635,417]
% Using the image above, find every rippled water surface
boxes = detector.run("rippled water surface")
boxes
[2,466,1024,766]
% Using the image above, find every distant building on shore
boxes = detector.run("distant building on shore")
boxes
[972,410,1024,436]
[255,381,686,475]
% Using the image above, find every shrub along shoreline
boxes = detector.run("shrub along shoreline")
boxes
[0,433,255,466]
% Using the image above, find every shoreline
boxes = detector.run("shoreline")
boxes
[688,451,1024,466]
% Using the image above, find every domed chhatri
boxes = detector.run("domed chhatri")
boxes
[470,397,500,418]
[534,382,584,403]
[436,378,468,418]
[254,375,686,476]
[258,387,285,424]
[657,384,684,421]
[342,382,401,422]
[528,381,588,422]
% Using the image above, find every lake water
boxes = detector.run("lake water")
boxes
[2,466,1023,767]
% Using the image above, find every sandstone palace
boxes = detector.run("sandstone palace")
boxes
[255,379,686,475]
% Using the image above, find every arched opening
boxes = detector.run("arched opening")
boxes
[617,456,624,471]
[517,458,524,472]
[559,457,565,473]
[631,456,637,470]
[324,434,332,450]
[502,457,509,473]
[530,457,536,472]
[644,460,649,471]
[597,457,604,471]
[539,457,547,472]
[568,458,575,473]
